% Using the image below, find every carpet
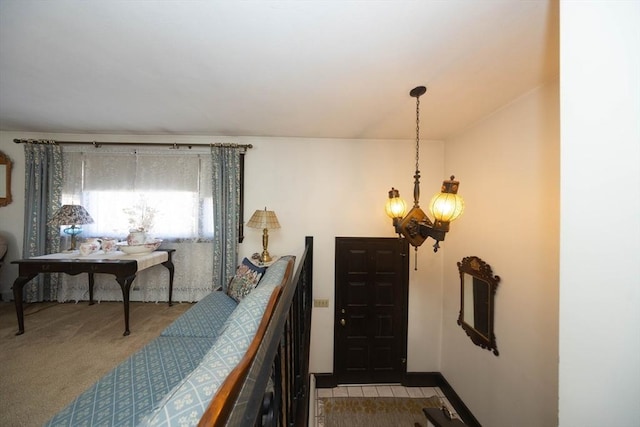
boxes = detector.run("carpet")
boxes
[319,396,443,427]
[0,300,192,427]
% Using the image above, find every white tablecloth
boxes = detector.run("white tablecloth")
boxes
[31,251,169,272]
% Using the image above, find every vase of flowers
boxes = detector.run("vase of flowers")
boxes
[126,229,147,245]
[123,197,157,245]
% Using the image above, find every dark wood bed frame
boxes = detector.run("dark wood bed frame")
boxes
[199,236,314,427]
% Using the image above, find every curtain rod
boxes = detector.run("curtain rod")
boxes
[13,138,253,151]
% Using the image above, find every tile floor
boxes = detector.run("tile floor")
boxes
[314,384,458,427]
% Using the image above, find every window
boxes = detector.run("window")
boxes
[61,148,213,242]
[55,144,245,303]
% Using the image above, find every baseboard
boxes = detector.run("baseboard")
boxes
[313,372,337,389]
[313,371,480,427]
[405,372,481,427]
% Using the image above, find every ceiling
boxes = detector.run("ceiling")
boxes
[0,1,558,140]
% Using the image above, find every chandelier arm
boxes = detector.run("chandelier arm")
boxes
[417,222,445,253]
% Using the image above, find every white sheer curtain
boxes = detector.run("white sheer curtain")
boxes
[58,146,216,302]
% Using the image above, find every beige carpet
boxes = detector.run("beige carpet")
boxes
[319,396,443,427]
[0,300,192,427]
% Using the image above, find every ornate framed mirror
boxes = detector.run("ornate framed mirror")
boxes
[0,151,12,207]
[457,256,500,356]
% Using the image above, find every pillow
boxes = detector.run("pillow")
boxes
[226,258,266,302]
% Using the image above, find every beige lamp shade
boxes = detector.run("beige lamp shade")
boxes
[247,208,281,230]
[247,208,280,263]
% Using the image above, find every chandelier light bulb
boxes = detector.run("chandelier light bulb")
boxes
[430,192,464,223]
[385,188,407,219]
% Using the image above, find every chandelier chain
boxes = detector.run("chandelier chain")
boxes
[415,96,420,172]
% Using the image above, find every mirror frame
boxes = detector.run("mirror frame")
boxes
[0,150,12,207]
[457,256,500,356]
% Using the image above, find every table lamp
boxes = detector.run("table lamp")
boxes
[49,204,95,251]
[246,207,280,263]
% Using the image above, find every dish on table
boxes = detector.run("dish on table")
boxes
[116,239,162,254]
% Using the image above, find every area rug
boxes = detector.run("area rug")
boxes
[319,396,443,427]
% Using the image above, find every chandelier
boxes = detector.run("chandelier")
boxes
[385,86,464,267]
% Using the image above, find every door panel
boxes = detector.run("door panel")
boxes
[334,237,408,384]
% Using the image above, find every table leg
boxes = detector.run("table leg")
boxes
[12,275,37,335]
[115,274,136,336]
[88,273,95,305]
[161,257,175,306]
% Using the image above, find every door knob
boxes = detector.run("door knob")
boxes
[340,318,346,326]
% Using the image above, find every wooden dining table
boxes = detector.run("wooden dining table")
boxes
[11,249,175,336]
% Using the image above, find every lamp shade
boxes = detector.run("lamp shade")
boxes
[247,208,280,230]
[429,176,464,223]
[430,192,464,223]
[385,188,407,219]
[49,204,95,226]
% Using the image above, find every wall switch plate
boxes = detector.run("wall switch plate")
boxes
[314,299,329,308]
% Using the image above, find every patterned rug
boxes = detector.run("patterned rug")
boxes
[319,396,443,427]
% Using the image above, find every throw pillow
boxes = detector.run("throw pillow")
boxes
[226,258,266,302]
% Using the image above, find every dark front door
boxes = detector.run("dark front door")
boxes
[334,237,409,384]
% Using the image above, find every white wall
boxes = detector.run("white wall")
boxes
[0,131,447,373]
[241,136,448,373]
[559,2,640,426]
[441,81,560,427]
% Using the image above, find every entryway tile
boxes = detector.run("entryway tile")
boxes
[332,386,349,397]
[406,386,425,398]
[361,386,379,397]
[419,386,439,398]
[316,388,333,398]
[375,385,394,397]
[347,386,364,397]
[390,385,409,397]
